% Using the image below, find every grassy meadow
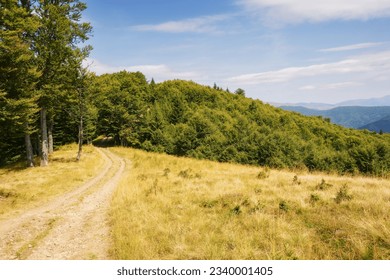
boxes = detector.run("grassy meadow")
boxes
[110,147,390,260]
[0,144,103,220]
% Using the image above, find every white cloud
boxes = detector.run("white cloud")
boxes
[237,0,390,23]
[131,14,231,33]
[299,85,316,91]
[299,82,363,91]
[227,51,390,84]
[83,58,199,81]
[319,42,384,52]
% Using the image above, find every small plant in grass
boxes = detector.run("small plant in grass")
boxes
[200,200,218,208]
[249,202,262,214]
[0,188,17,199]
[178,169,191,178]
[279,200,289,212]
[137,174,147,181]
[178,168,201,179]
[241,199,250,207]
[292,175,301,185]
[309,193,320,206]
[146,179,159,196]
[230,205,241,215]
[316,179,333,190]
[335,184,353,204]
[257,167,270,179]
[163,168,170,177]
[254,186,262,194]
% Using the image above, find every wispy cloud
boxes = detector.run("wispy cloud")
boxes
[131,14,232,33]
[227,51,390,84]
[299,82,363,91]
[237,0,390,24]
[83,58,199,81]
[319,42,384,52]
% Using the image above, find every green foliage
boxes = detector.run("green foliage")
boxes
[309,193,321,206]
[316,179,333,190]
[279,200,289,212]
[86,76,390,176]
[0,0,40,165]
[257,167,270,179]
[178,168,201,179]
[293,175,301,185]
[0,0,92,165]
[234,88,246,97]
[230,205,242,215]
[334,185,353,204]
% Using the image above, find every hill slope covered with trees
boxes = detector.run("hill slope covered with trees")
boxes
[88,72,390,176]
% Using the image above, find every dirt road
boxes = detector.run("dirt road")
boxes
[0,148,125,260]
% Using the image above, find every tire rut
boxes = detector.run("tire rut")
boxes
[0,148,125,260]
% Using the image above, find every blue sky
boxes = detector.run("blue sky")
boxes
[83,0,390,104]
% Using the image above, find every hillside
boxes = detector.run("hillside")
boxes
[88,72,390,176]
[280,106,390,128]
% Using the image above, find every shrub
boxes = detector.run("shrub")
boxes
[309,193,320,206]
[316,179,332,190]
[163,168,170,177]
[279,200,289,212]
[335,185,353,204]
[257,167,270,179]
[293,175,301,185]
[178,168,201,179]
[200,200,218,208]
[230,205,241,215]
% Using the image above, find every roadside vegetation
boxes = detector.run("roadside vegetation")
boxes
[0,144,102,220]
[110,147,390,260]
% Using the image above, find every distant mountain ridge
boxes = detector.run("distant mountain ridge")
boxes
[272,95,390,110]
[280,106,390,130]
[337,95,390,107]
[360,115,390,133]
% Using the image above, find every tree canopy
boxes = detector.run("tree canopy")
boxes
[89,73,390,176]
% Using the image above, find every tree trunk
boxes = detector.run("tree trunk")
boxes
[40,108,49,166]
[24,123,34,167]
[76,115,83,161]
[48,118,54,154]
[36,131,41,157]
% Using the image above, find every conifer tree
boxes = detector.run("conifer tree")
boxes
[0,0,40,167]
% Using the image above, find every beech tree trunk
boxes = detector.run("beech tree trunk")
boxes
[40,108,49,166]
[48,118,54,154]
[24,123,34,167]
[76,115,83,161]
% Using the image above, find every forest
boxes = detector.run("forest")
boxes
[1,0,390,176]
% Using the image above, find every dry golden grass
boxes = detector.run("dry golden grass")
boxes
[0,144,103,220]
[110,147,390,260]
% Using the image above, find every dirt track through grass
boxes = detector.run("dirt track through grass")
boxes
[0,148,125,260]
